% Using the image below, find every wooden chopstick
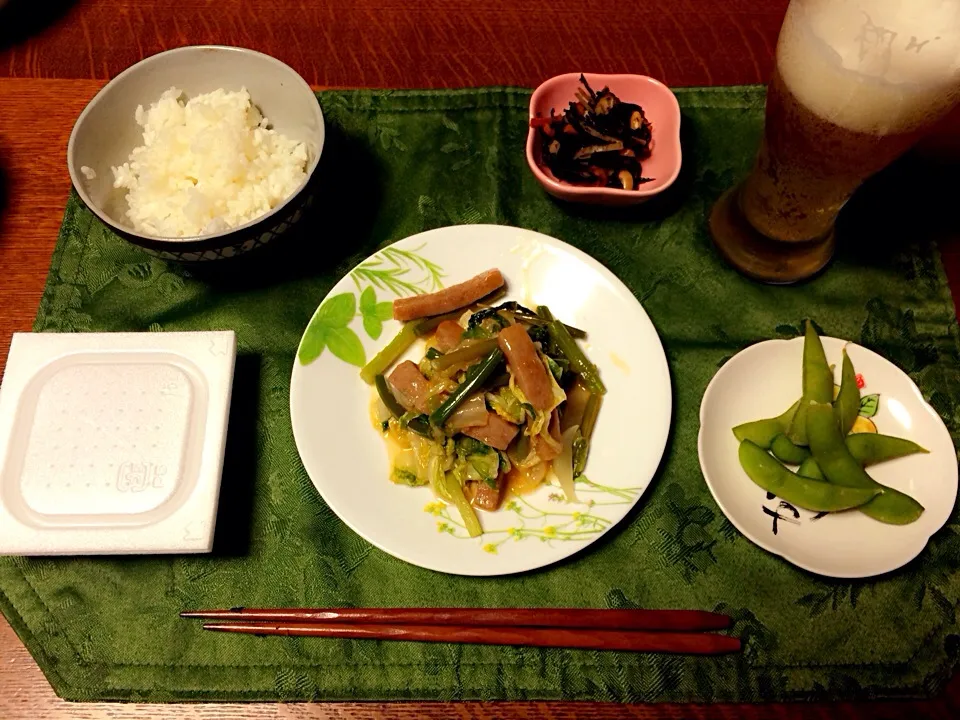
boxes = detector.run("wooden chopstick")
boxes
[200,621,741,655]
[180,607,732,632]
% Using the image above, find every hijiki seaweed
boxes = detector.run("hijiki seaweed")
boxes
[530,74,653,190]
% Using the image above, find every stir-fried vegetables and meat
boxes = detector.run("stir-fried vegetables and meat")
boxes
[531,74,653,190]
[363,269,605,537]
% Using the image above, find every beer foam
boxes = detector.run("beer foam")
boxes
[777,0,960,135]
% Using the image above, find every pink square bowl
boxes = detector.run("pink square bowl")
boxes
[525,73,682,206]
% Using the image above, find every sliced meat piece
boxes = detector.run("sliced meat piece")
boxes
[387,361,432,413]
[393,269,505,322]
[433,320,465,353]
[463,412,519,451]
[497,324,554,410]
[472,478,503,511]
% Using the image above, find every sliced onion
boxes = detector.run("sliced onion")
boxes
[444,393,489,431]
[433,338,499,371]
[553,425,580,503]
[373,397,392,424]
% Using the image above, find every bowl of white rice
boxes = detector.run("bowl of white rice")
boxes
[68,45,324,262]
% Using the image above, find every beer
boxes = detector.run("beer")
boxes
[741,68,925,243]
[711,0,960,281]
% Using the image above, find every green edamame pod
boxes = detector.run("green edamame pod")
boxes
[787,322,834,446]
[834,348,860,436]
[798,436,928,479]
[770,433,811,464]
[788,403,811,446]
[732,400,800,449]
[797,457,825,480]
[738,440,879,512]
[845,433,929,466]
[806,403,924,525]
[802,321,834,403]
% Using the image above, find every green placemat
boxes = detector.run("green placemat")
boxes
[2,86,960,703]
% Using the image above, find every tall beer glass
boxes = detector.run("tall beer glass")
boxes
[710,0,960,283]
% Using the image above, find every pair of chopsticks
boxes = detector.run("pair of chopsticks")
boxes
[180,607,741,655]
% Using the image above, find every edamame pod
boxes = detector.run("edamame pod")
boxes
[797,457,825,480]
[770,433,811,465]
[732,400,800,449]
[802,321,834,403]
[796,435,927,481]
[798,435,927,470]
[787,322,834,446]
[806,403,924,525]
[834,348,860,436]
[845,433,929,467]
[738,440,879,512]
[787,408,811,448]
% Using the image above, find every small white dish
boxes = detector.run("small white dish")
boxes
[0,331,236,555]
[290,224,672,576]
[699,336,957,578]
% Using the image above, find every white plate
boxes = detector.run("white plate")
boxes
[290,225,671,575]
[0,331,236,555]
[698,336,957,578]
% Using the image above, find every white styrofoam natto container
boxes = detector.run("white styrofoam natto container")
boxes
[0,331,236,555]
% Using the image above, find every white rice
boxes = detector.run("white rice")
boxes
[111,87,308,238]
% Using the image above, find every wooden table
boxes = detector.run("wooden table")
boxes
[0,1,958,717]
